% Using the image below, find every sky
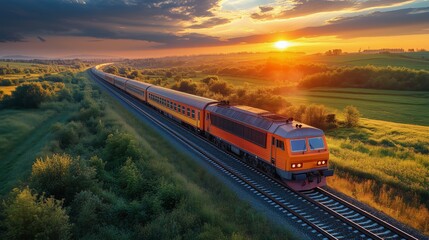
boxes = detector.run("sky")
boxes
[0,0,428,58]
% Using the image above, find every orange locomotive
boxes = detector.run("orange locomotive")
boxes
[91,65,334,191]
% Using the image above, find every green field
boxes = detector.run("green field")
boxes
[302,52,429,70]
[282,87,429,126]
[0,108,73,195]
[0,86,16,95]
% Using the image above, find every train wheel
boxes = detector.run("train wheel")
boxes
[250,158,258,168]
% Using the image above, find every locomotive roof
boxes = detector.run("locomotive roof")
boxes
[148,86,218,109]
[272,122,324,139]
[207,105,275,130]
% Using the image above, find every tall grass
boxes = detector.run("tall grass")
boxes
[327,118,429,234]
[328,173,429,235]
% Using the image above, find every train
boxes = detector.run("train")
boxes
[91,64,334,191]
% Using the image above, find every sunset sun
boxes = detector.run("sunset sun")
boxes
[274,40,291,50]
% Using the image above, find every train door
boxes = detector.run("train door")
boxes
[270,136,277,165]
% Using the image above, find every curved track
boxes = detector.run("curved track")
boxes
[90,71,420,240]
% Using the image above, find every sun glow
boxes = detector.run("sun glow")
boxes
[274,40,291,50]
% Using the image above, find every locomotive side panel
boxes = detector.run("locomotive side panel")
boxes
[205,111,272,162]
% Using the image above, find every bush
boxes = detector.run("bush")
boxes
[54,121,85,149]
[104,132,141,168]
[0,79,13,86]
[71,191,105,237]
[344,105,360,127]
[171,79,198,95]
[119,158,143,198]
[157,183,183,211]
[30,154,96,201]
[1,187,71,240]
[302,104,328,129]
[4,82,52,108]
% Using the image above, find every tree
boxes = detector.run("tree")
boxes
[302,105,327,129]
[30,154,96,201]
[1,187,72,240]
[119,158,143,198]
[344,105,360,127]
[7,83,52,108]
[171,79,198,95]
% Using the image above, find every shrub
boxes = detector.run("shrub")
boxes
[157,183,183,211]
[104,132,141,168]
[302,104,328,129]
[1,187,72,240]
[54,121,85,149]
[0,79,13,86]
[208,81,233,96]
[30,154,96,201]
[171,79,198,95]
[5,83,52,108]
[119,158,143,198]
[344,105,360,127]
[71,191,105,237]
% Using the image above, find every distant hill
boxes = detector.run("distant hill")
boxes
[63,54,122,60]
[0,55,47,60]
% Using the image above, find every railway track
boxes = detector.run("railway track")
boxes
[90,71,420,240]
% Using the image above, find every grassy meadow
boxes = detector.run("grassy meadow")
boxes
[0,108,74,195]
[282,87,429,126]
[303,52,429,71]
[326,118,429,233]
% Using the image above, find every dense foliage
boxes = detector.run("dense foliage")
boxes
[1,83,57,108]
[2,187,72,240]
[0,71,291,239]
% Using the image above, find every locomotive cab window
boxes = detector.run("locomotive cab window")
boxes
[291,139,307,152]
[309,137,325,150]
[276,140,285,150]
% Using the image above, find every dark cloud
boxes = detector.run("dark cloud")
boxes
[251,0,412,20]
[259,6,274,13]
[0,0,223,47]
[189,17,231,29]
[37,36,46,42]
[234,7,429,42]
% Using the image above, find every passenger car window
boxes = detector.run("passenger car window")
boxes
[309,137,325,150]
[290,139,307,152]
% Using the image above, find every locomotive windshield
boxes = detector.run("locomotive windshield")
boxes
[309,137,325,150]
[291,139,307,152]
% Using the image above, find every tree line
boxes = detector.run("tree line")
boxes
[299,66,429,91]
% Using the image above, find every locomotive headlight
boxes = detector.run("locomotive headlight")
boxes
[317,161,321,165]
[291,163,303,168]
[322,160,326,165]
